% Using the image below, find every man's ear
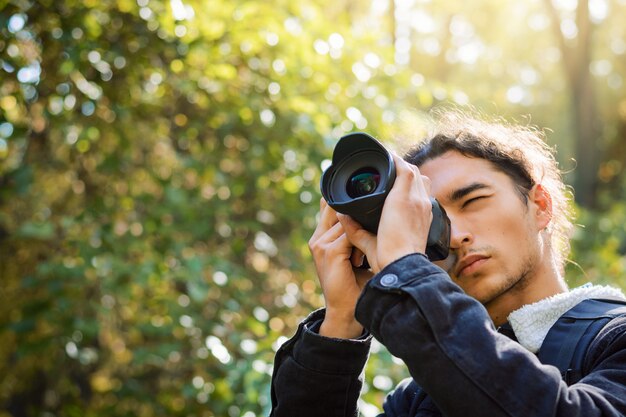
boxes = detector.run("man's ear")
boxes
[529,183,552,231]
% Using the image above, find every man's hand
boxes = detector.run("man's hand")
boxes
[310,154,432,339]
[308,199,373,339]
[339,154,433,271]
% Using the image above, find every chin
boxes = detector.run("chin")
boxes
[459,274,512,306]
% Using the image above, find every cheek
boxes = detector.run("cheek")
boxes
[496,210,537,253]
[475,206,528,247]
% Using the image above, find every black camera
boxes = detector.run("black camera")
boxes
[320,132,451,261]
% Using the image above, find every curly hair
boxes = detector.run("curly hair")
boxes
[403,110,574,271]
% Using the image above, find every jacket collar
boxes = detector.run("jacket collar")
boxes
[507,284,626,353]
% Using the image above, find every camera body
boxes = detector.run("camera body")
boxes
[320,132,451,261]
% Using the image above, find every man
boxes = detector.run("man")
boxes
[270,112,626,416]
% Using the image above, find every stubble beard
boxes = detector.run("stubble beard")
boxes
[480,248,537,310]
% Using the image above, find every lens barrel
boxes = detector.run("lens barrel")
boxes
[320,132,451,261]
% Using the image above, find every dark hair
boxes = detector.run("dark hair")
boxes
[402,110,573,269]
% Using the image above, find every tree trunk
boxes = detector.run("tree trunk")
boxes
[571,67,600,208]
[544,0,600,208]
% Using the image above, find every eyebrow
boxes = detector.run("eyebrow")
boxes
[448,182,492,203]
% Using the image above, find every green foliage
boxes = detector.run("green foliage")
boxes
[0,1,417,415]
[567,198,626,291]
[1,1,625,417]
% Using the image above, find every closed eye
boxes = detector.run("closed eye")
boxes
[462,196,488,209]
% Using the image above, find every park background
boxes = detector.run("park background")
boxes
[1,0,626,416]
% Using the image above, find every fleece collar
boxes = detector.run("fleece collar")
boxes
[507,284,626,353]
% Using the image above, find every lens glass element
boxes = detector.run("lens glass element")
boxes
[346,167,380,198]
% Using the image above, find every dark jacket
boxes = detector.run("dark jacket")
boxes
[270,253,626,417]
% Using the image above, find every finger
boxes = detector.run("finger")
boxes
[311,200,340,242]
[324,221,347,243]
[311,219,345,249]
[421,175,431,195]
[336,213,364,237]
[350,247,365,267]
[337,214,376,256]
[393,154,420,186]
[392,154,429,196]
[327,233,354,259]
[330,229,353,252]
[319,199,339,228]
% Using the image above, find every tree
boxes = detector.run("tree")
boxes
[543,0,599,207]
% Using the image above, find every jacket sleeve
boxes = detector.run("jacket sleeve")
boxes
[270,309,372,417]
[355,253,626,417]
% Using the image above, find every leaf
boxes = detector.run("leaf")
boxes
[16,221,55,239]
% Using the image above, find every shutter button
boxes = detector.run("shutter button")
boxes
[380,273,399,287]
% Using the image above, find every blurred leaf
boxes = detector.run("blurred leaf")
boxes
[16,221,54,239]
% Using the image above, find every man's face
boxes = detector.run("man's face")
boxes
[419,151,547,313]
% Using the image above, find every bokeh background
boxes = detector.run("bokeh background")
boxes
[1,0,626,416]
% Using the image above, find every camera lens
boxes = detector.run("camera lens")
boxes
[346,167,380,198]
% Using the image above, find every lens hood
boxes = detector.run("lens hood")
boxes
[320,133,395,234]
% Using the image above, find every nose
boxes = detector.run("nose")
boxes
[448,219,473,250]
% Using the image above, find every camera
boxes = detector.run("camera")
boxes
[320,132,451,261]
